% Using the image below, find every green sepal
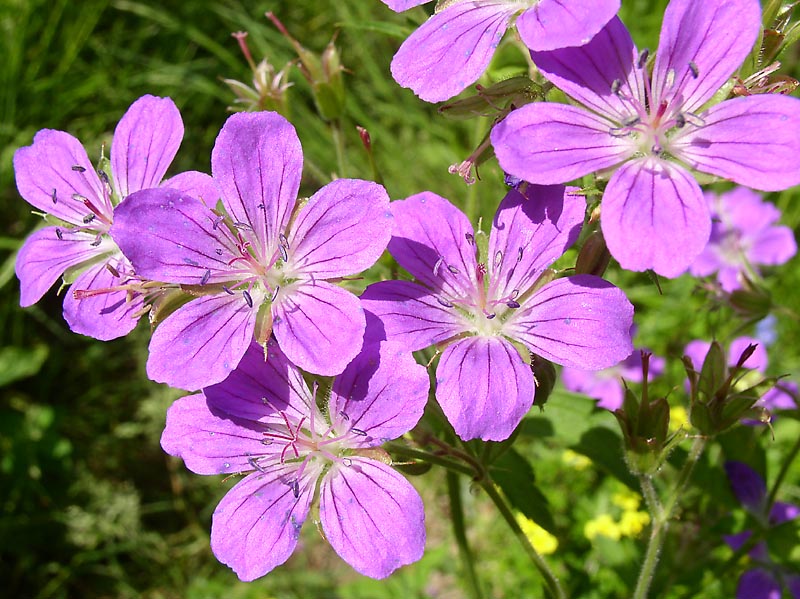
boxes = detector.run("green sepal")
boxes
[698,341,727,402]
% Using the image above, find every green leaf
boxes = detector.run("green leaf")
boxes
[490,449,556,533]
[571,427,639,491]
[698,341,727,402]
[0,345,49,387]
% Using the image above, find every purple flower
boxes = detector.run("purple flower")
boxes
[491,0,800,277]
[688,187,797,292]
[562,350,665,411]
[386,0,620,102]
[362,184,634,441]
[111,111,393,390]
[14,95,212,340]
[161,333,429,581]
[684,337,797,416]
[723,461,800,599]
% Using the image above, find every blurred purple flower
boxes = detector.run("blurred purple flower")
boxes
[562,350,665,411]
[492,0,800,277]
[362,184,634,441]
[684,337,797,417]
[111,111,392,390]
[161,333,429,581]
[14,95,213,340]
[723,461,800,599]
[385,0,620,102]
[688,188,796,291]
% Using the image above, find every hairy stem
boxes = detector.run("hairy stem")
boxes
[447,471,484,599]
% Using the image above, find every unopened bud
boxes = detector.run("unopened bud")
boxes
[575,231,611,276]
[438,76,541,120]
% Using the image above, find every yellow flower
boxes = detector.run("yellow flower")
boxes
[561,449,591,470]
[618,510,650,537]
[516,513,559,555]
[584,514,621,541]
[612,488,641,512]
[670,405,689,432]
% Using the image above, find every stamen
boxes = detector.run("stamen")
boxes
[447,264,460,275]
[71,165,86,172]
[279,233,289,249]
[242,289,254,308]
[90,236,102,247]
[339,411,350,421]
[212,216,224,230]
[98,170,110,186]
[437,296,454,308]
[278,243,288,262]
[494,251,503,269]
[270,286,280,302]
[291,479,300,498]
[200,269,211,285]
[688,61,699,78]
[611,79,622,95]
[681,112,706,127]
[248,456,267,472]
[465,233,474,245]
[350,428,367,436]
[509,289,520,299]
[433,257,443,276]
[51,189,57,204]
[106,263,120,278]
[675,113,686,128]
[222,285,235,295]
[215,248,223,256]
[485,313,496,320]
[83,214,96,224]
[55,228,63,240]
[506,300,521,309]
[183,257,199,266]
[517,248,524,263]
[638,49,650,69]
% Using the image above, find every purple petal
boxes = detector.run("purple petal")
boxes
[488,185,584,299]
[111,95,183,198]
[15,226,109,307]
[601,159,710,277]
[14,129,111,226]
[517,0,620,51]
[203,339,312,426]
[320,458,425,578]
[749,225,797,267]
[724,461,766,512]
[723,530,752,552]
[272,281,365,376]
[328,340,429,443]
[390,1,515,102]
[160,393,276,475]
[360,280,467,351]
[683,339,711,371]
[715,188,780,233]
[288,179,392,278]
[491,103,633,184]
[652,0,761,113]
[769,501,800,526]
[212,112,302,257]
[506,275,634,370]
[62,257,143,341]
[759,381,798,411]
[380,0,429,11]
[147,293,256,390]
[436,336,534,441]
[387,192,479,300]
[673,95,800,191]
[161,170,219,204]
[529,16,644,122]
[111,188,238,285]
[787,575,800,599]
[211,464,315,581]
[561,367,625,411]
[736,569,781,599]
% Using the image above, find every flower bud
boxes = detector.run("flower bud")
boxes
[575,231,611,277]
[438,76,541,120]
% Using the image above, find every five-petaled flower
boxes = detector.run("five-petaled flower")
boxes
[111,111,393,390]
[161,333,429,581]
[688,187,797,292]
[362,184,634,441]
[492,0,800,277]
[14,95,214,340]
[384,0,620,102]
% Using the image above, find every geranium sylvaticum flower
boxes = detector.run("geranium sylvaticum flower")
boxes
[13,95,214,340]
[492,0,800,277]
[384,0,620,102]
[111,111,392,390]
[688,187,797,292]
[361,184,634,441]
[160,333,429,581]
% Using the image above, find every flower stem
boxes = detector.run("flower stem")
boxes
[480,480,567,599]
[330,118,347,178]
[385,442,475,478]
[633,437,707,599]
[447,471,484,599]
[766,430,800,510]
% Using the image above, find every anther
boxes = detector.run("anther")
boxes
[98,170,110,185]
[279,233,289,248]
[242,289,253,308]
[72,193,88,202]
[509,289,520,299]
[248,456,267,472]
[90,236,102,247]
[494,250,503,268]
[350,428,367,436]
[212,216,224,230]
[270,286,280,302]
[222,285,234,295]
[517,247,524,263]
[688,61,699,78]
[71,165,86,172]
[200,269,211,285]
[342,457,352,467]
[611,79,622,95]
[55,228,63,240]
[51,188,57,204]
[437,296,454,308]
[106,263,120,278]
[675,113,686,128]
[637,49,650,69]
[291,480,300,498]
[506,300,521,309]
[447,264,460,275]
[433,256,443,276]
[215,248,223,256]
[465,233,474,245]
[83,214,96,224]
[681,112,706,127]
[183,257,199,266]
[279,243,288,262]
[485,313,496,320]
[339,411,350,421]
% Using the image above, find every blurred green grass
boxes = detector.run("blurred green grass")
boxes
[1,1,799,598]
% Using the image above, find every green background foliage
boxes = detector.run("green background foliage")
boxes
[1,1,798,597]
